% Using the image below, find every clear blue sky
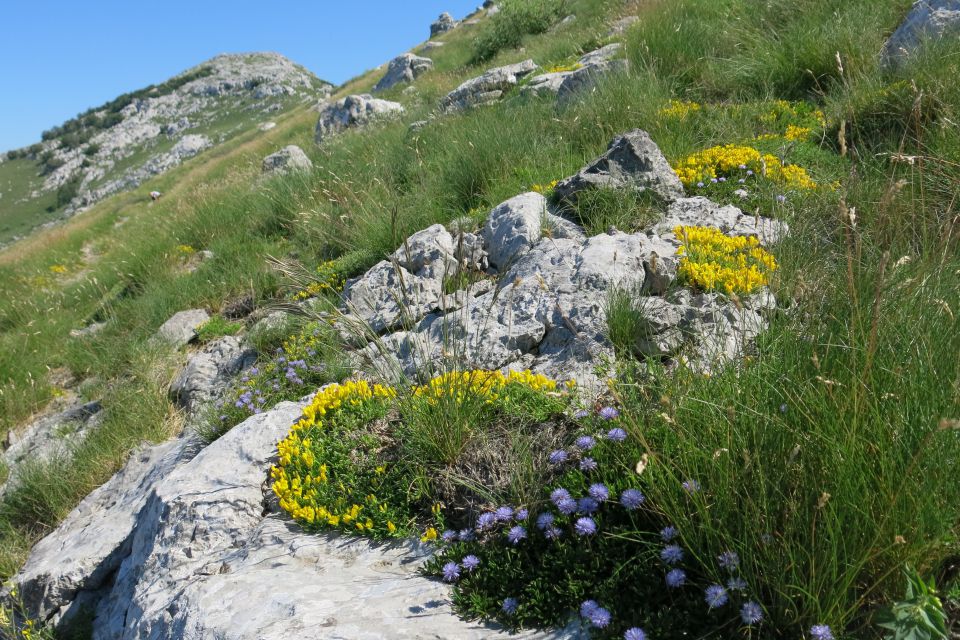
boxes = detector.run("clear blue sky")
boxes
[0,0,480,151]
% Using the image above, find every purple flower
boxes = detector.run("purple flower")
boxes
[441,530,458,543]
[598,406,619,420]
[557,498,577,515]
[550,488,572,504]
[738,178,746,184]
[697,181,705,188]
[624,628,647,640]
[575,517,597,536]
[579,457,598,472]
[580,600,599,618]
[577,497,599,514]
[727,576,748,591]
[746,169,754,176]
[741,601,764,625]
[776,194,787,203]
[549,450,568,465]
[459,528,476,542]
[536,512,555,530]
[682,479,701,494]
[620,489,645,510]
[810,625,834,640]
[660,526,678,541]
[710,177,719,183]
[574,409,590,419]
[705,584,729,608]
[661,544,684,564]
[666,568,687,588]
[545,525,563,540]
[462,555,480,571]
[718,550,740,571]
[442,561,460,582]
[606,427,627,441]
[588,483,610,502]
[476,512,496,531]
[575,435,596,451]
[515,508,529,521]
[494,506,514,522]
[502,598,519,615]
[507,525,527,545]
[718,177,727,182]
[587,606,611,628]
[738,164,747,170]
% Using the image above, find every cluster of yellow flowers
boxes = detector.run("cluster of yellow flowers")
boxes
[412,369,560,405]
[294,260,344,300]
[531,179,559,195]
[175,244,196,255]
[783,125,812,141]
[672,144,817,191]
[674,225,778,295]
[47,264,68,275]
[760,100,826,129]
[658,100,702,120]
[544,62,582,74]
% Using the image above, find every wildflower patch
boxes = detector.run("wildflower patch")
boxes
[672,143,817,191]
[674,225,778,295]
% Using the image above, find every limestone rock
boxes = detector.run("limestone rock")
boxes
[554,129,685,204]
[882,0,960,66]
[169,336,257,413]
[374,53,434,92]
[441,60,539,112]
[481,192,547,269]
[654,196,789,244]
[430,12,458,37]
[257,121,277,132]
[608,15,639,36]
[153,309,210,347]
[521,44,627,101]
[261,145,313,174]
[315,94,404,144]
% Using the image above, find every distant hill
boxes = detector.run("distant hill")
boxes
[0,52,332,246]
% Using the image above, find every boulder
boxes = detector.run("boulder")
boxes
[374,53,434,92]
[481,192,547,269]
[430,12,458,37]
[521,44,627,101]
[441,60,539,112]
[169,336,257,413]
[554,129,685,204]
[153,309,210,348]
[654,196,789,244]
[261,145,313,174]
[882,0,960,66]
[315,95,404,144]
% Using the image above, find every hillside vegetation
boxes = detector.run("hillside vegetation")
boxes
[1,0,959,638]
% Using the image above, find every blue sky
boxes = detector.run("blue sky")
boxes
[0,0,480,151]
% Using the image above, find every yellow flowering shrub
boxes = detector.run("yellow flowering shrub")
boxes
[544,62,582,73]
[674,225,778,295]
[658,100,702,120]
[531,179,559,195]
[175,244,196,255]
[413,369,559,403]
[293,260,344,300]
[672,144,817,191]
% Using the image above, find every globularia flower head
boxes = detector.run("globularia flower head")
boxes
[476,512,496,531]
[458,528,476,542]
[575,435,597,450]
[587,605,611,628]
[574,409,590,419]
[661,544,684,565]
[579,457,598,472]
[461,555,480,571]
[606,427,627,441]
[544,525,563,540]
[776,194,787,203]
[549,450,568,465]
[442,561,460,582]
[557,498,577,515]
[660,525,678,542]
[441,530,458,543]
[580,600,599,618]
[536,512,555,530]
[515,508,529,521]
[577,497,599,514]
[550,488,572,504]
[624,628,646,640]
[810,625,834,640]
[507,525,527,545]
[705,584,729,608]
[575,517,598,536]
[741,601,764,625]
[502,598,519,615]
[682,479,701,494]
[599,406,620,420]
[620,489,645,510]
[494,506,514,522]
[588,483,610,502]
[718,550,740,571]
[666,568,687,588]
[727,576,748,591]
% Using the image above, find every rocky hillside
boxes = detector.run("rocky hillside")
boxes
[0,53,331,246]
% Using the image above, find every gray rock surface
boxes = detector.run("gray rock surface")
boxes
[315,94,405,143]
[882,0,960,65]
[521,44,627,101]
[430,12,458,37]
[14,400,569,638]
[154,309,210,347]
[608,15,639,36]
[441,60,539,112]
[482,192,548,269]
[261,144,313,174]
[374,53,434,92]
[169,336,257,413]
[554,129,685,204]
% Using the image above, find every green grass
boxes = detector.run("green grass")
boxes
[0,158,58,244]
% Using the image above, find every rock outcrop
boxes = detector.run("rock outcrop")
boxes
[882,0,960,66]
[261,144,313,174]
[373,53,434,92]
[521,44,627,102]
[169,336,257,414]
[315,94,405,144]
[430,12,458,37]
[441,60,539,112]
[554,128,685,204]
[153,309,210,348]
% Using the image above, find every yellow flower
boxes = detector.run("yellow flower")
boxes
[421,527,438,542]
[387,521,397,533]
[674,225,778,295]
[48,264,68,274]
[658,100,701,120]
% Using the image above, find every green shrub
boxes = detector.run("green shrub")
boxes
[471,0,568,64]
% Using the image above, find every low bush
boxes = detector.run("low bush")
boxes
[471,0,568,64]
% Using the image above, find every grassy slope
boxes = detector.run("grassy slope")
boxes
[0,159,58,242]
[1,0,958,636]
